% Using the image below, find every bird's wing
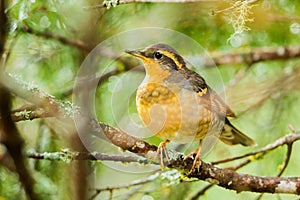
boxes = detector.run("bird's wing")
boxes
[185,70,235,118]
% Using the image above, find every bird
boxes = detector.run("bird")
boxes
[125,43,256,173]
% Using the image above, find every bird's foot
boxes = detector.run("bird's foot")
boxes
[184,146,202,174]
[154,139,170,168]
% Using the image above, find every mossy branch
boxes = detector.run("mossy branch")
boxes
[4,72,300,194]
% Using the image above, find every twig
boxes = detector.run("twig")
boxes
[256,134,294,200]
[189,184,214,200]
[206,46,300,68]
[226,158,252,171]
[89,171,160,200]
[11,108,53,122]
[120,184,145,200]
[211,133,300,165]
[277,143,293,177]
[268,14,300,23]
[212,0,260,15]
[27,151,149,164]
[3,74,77,120]
[288,124,297,134]
[20,25,92,52]
[85,0,216,9]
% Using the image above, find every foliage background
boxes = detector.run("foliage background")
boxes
[1,0,300,199]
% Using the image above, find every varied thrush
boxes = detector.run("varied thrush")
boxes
[126,43,256,172]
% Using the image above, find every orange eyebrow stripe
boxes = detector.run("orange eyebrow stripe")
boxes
[158,50,183,69]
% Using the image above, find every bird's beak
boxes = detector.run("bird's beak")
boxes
[125,49,145,59]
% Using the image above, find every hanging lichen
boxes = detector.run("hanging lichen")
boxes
[218,0,257,41]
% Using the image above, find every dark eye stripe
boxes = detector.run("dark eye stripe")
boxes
[160,56,178,71]
[168,58,178,70]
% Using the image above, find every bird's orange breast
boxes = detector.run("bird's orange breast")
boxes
[136,82,217,143]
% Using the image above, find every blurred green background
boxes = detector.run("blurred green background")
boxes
[1,0,300,199]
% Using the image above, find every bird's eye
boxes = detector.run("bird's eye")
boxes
[154,52,163,60]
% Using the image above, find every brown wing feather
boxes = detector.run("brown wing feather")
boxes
[207,87,236,118]
[182,68,235,118]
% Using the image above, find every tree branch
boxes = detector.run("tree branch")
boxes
[256,142,294,199]
[212,0,260,15]
[4,66,300,195]
[211,133,300,165]
[175,159,300,194]
[3,74,77,120]
[17,25,300,69]
[27,151,148,164]
[26,133,300,198]
[20,25,92,52]
[11,107,53,122]
[87,119,300,194]
[206,46,300,68]
[268,14,300,23]
[277,143,293,177]
[86,0,216,9]
[27,121,300,195]
[26,133,300,195]
[89,171,160,200]
[189,184,214,200]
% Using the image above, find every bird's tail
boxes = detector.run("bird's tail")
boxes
[219,118,256,146]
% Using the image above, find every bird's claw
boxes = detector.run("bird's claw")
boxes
[184,146,202,174]
[154,140,170,168]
